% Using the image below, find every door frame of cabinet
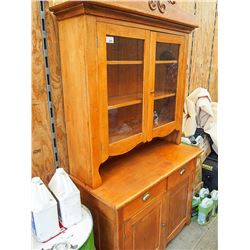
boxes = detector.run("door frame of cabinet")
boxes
[123,195,164,250]
[97,22,151,161]
[147,32,186,141]
[166,173,194,244]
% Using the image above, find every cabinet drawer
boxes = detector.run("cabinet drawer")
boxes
[122,179,167,220]
[168,160,195,189]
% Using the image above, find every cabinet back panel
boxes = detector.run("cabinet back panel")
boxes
[107,36,144,61]
[107,64,143,98]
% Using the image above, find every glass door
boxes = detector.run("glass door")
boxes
[148,32,185,140]
[97,23,149,159]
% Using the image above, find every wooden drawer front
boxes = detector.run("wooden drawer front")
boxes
[168,160,195,189]
[122,179,167,220]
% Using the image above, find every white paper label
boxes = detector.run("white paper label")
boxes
[106,36,114,44]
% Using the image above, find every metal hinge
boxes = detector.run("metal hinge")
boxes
[96,38,98,47]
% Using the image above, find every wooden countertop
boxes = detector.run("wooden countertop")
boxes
[73,139,202,209]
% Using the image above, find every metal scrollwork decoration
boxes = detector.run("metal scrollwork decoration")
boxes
[148,0,175,14]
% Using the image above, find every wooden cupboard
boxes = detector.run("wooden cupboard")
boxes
[73,141,202,249]
[50,1,201,249]
[50,0,198,189]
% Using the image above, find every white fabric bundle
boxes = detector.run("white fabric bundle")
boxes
[183,87,217,153]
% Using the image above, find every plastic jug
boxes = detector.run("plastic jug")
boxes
[48,168,82,228]
[210,190,218,216]
[31,177,60,242]
[199,187,209,199]
[192,193,201,217]
[197,194,213,225]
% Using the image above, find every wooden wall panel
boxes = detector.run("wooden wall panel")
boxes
[32,1,69,184]
[32,1,55,184]
[208,6,218,101]
[176,1,195,98]
[178,0,218,101]
[45,2,69,170]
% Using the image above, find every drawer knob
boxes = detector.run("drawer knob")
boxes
[180,168,186,175]
[142,192,150,201]
[161,223,166,227]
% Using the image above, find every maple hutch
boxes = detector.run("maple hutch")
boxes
[50,1,202,249]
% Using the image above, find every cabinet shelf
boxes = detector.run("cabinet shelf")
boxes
[154,91,176,100]
[155,60,177,64]
[107,60,143,65]
[108,94,143,110]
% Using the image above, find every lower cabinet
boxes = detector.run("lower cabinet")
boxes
[123,196,164,250]
[77,158,196,250]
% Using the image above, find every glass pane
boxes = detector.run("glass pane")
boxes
[153,42,179,128]
[106,35,144,143]
[107,64,143,106]
[153,97,176,128]
[156,42,179,61]
[155,63,178,95]
[107,36,144,61]
[108,104,142,143]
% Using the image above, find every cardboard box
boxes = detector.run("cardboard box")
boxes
[194,157,202,187]
[194,135,211,163]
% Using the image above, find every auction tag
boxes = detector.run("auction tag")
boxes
[106,36,114,43]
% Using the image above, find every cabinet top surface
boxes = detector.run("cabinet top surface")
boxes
[75,140,202,209]
[50,0,198,29]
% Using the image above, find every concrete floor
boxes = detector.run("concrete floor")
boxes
[165,216,218,250]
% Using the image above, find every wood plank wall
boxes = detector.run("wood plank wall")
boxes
[32,1,69,184]
[32,0,218,183]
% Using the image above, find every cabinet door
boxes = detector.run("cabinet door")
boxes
[167,169,194,242]
[124,197,163,250]
[148,32,186,141]
[97,23,150,161]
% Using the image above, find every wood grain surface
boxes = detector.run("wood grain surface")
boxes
[32,1,69,184]
[32,0,218,181]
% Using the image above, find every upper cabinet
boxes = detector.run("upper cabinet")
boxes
[50,1,198,188]
[97,24,150,160]
[97,23,186,159]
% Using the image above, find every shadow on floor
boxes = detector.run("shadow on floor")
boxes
[165,216,218,250]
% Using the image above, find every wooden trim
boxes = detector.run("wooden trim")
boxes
[152,121,176,138]
[142,30,151,142]
[105,22,147,39]
[109,133,144,156]
[107,60,143,65]
[97,22,109,163]
[50,1,198,31]
[96,16,192,37]
[154,91,176,100]
[147,31,156,141]
[83,15,102,188]
[155,60,178,64]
